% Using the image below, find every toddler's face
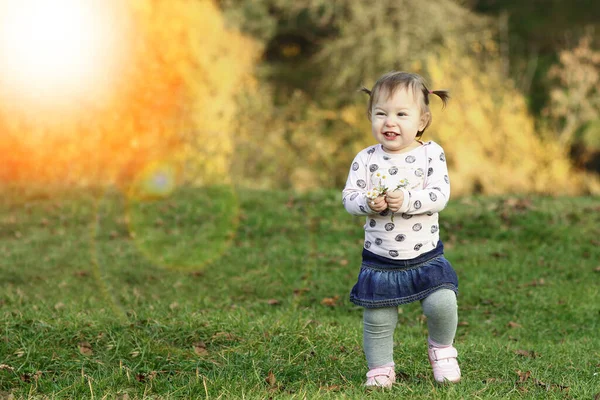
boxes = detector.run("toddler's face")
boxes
[371,87,428,154]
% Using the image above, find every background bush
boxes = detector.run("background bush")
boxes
[1,0,599,196]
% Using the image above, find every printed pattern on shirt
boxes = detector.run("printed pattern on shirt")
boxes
[342,141,450,260]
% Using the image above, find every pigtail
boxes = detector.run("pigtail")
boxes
[359,86,372,96]
[428,89,450,109]
[418,87,450,139]
[359,86,373,119]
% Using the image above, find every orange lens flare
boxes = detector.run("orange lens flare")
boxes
[0,0,130,115]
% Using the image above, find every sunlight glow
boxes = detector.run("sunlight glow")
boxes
[0,0,130,113]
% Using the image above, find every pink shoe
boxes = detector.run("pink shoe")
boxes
[428,344,461,383]
[365,365,395,388]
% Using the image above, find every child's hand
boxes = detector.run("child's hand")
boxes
[385,190,404,213]
[368,195,387,213]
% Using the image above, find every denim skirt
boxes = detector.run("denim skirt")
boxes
[349,241,458,308]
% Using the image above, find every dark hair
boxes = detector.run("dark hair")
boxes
[360,71,450,137]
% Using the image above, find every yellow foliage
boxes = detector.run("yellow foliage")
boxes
[233,43,599,196]
[232,88,373,191]
[0,0,258,186]
[425,47,594,196]
[545,33,600,147]
[127,0,259,185]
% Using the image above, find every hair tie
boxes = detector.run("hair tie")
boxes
[428,90,433,94]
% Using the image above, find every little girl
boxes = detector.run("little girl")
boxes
[342,71,460,387]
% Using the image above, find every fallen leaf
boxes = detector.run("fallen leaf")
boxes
[516,370,531,383]
[265,370,276,387]
[526,278,545,287]
[0,364,14,371]
[534,377,569,392]
[503,197,533,211]
[508,321,522,328]
[395,370,410,380]
[594,392,600,400]
[293,288,310,295]
[491,251,508,258]
[339,259,348,266]
[321,296,340,307]
[458,321,469,326]
[267,299,280,306]
[480,298,501,306]
[285,197,295,208]
[514,349,537,358]
[18,371,41,383]
[169,302,179,310]
[594,266,600,273]
[78,341,93,356]
[193,341,208,356]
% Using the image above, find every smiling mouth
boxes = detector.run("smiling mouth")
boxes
[383,132,398,138]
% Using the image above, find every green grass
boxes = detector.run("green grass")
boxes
[1,185,599,399]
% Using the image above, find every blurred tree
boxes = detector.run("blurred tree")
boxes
[468,0,600,114]
[427,45,584,195]
[223,0,599,194]
[219,0,489,107]
[544,33,600,171]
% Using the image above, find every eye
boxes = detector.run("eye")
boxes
[375,112,386,116]
[397,112,407,117]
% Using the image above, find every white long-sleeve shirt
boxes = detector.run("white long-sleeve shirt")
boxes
[342,141,450,260]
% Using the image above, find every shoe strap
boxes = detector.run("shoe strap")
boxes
[366,366,394,378]
[430,346,458,361]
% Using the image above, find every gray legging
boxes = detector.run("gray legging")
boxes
[363,289,457,369]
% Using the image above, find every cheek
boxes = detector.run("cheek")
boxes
[371,120,381,132]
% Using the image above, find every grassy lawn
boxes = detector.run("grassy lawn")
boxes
[0,185,599,399]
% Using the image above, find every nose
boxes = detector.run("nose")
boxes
[384,117,396,126]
